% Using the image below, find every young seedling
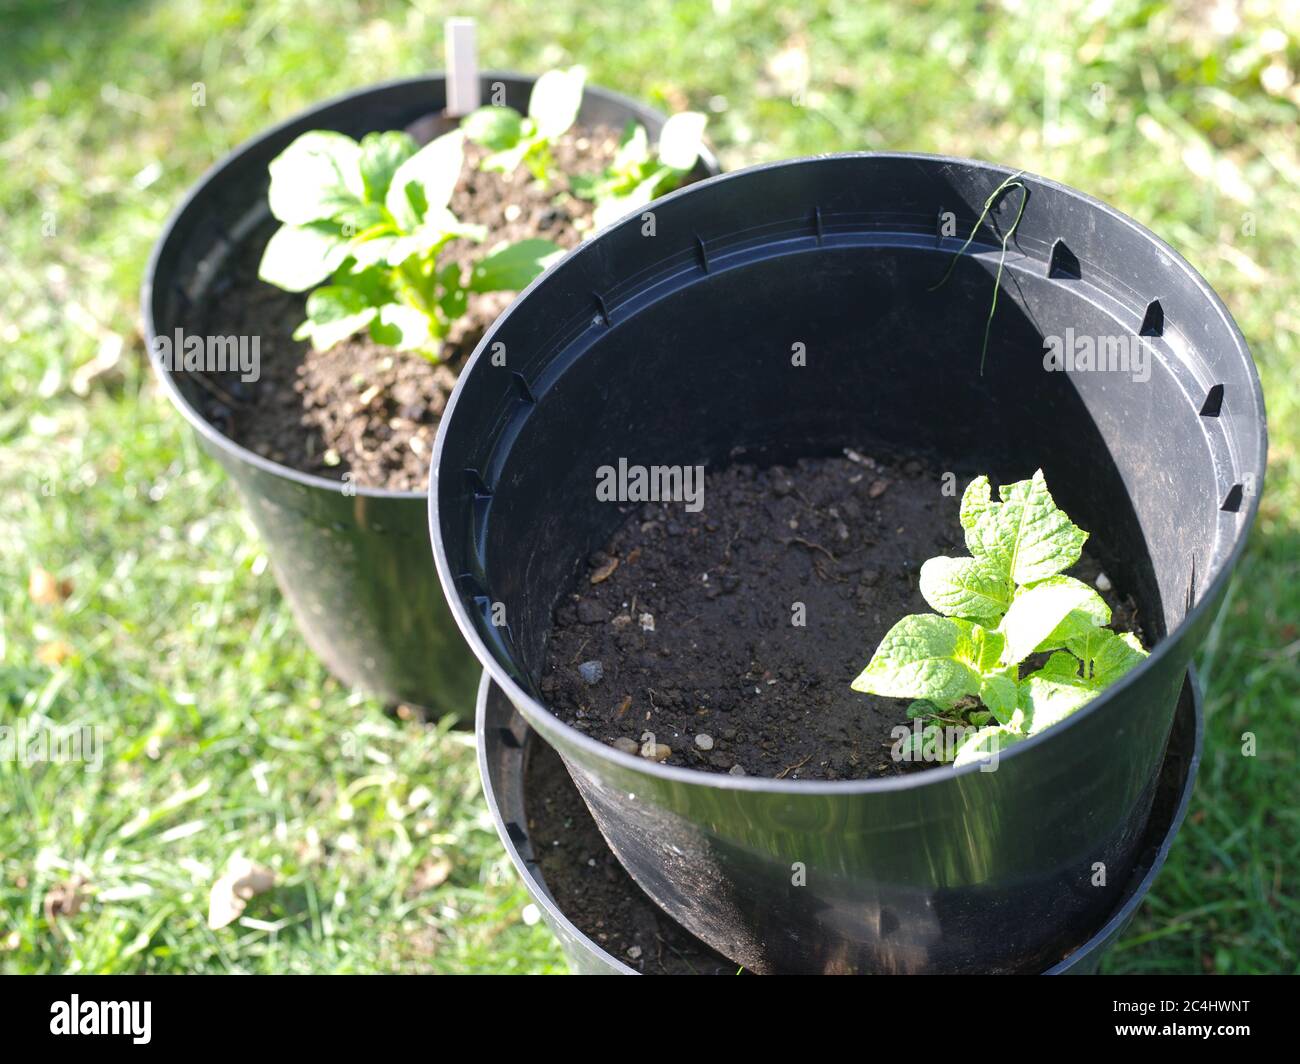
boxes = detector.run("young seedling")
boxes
[571,111,709,229]
[929,171,1028,376]
[460,66,588,185]
[852,470,1148,766]
[258,128,562,359]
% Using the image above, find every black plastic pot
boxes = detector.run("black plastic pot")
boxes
[432,154,1264,969]
[479,668,1203,974]
[143,73,719,718]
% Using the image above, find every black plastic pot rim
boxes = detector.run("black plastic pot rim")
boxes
[475,669,1205,974]
[430,150,1266,795]
[140,71,720,503]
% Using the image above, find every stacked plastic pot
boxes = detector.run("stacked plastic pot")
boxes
[429,155,1265,974]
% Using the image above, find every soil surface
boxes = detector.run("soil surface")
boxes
[525,740,738,975]
[196,125,621,492]
[542,452,1143,781]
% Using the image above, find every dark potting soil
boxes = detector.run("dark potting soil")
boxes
[195,126,621,492]
[525,740,739,975]
[542,452,1144,781]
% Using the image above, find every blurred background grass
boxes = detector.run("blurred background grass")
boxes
[1,0,1295,974]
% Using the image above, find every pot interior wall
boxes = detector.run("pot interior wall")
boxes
[436,156,1260,706]
[475,244,1199,684]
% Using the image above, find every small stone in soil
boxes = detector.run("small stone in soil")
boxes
[1096,571,1112,591]
[729,764,746,776]
[638,612,656,632]
[577,660,604,685]
[626,945,642,960]
[695,733,714,751]
[639,733,671,761]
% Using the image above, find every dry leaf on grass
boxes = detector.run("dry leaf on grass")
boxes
[28,568,73,606]
[37,640,74,666]
[406,856,453,898]
[43,876,88,934]
[207,857,276,930]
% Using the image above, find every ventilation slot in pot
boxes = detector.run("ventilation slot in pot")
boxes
[1048,238,1081,279]
[1139,299,1164,336]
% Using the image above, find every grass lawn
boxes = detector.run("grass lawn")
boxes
[1,0,1295,974]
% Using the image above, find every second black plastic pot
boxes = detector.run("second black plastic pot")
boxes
[143,73,719,718]
[432,154,1264,969]
[478,668,1203,974]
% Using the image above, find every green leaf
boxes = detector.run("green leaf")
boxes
[382,208,485,268]
[369,303,434,353]
[1018,675,1098,735]
[358,130,418,202]
[1030,577,1111,653]
[613,120,651,171]
[656,110,707,171]
[568,171,605,200]
[905,699,941,720]
[469,238,564,293]
[257,222,350,292]
[462,106,524,151]
[959,475,997,554]
[592,192,638,230]
[918,555,1013,624]
[267,131,364,225]
[591,166,673,229]
[850,614,983,709]
[978,670,1020,725]
[897,728,927,760]
[1027,650,1083,681]
[436,261,467,322]
[528,65,586,141]
[968,624,1006,672]
[481,140,532,176]
[385,131,465,230]
[1069,627,1148,688]
[952,724,1025,767]
[998,575,1110,666]
[344,235,399,270]
[296,285,377,351]
[971,470,1089,585]
[328,200,390,238]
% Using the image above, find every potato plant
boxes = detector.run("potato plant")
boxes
[258,128,561,359]
[852,470,1148,766]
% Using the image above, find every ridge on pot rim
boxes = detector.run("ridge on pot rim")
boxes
[141,73,718,717]
[429,153,1264,972]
